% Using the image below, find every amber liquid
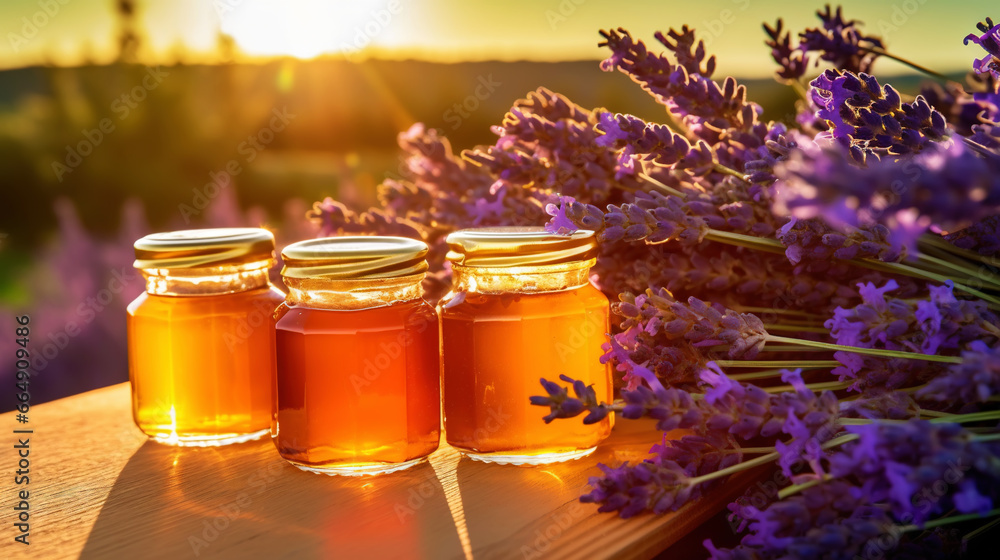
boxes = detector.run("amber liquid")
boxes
[440,283,613,461]
[127,286,285,444]
[273,299,440,472]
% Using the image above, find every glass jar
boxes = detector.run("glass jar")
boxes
[127,228,285,446]
[273,236,440,476]
[439,227,614,465]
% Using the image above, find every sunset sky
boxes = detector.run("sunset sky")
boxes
[0,0,994,77]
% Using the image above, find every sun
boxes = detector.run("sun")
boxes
[218,0,401,60]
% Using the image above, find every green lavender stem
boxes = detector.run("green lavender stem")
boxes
[701,228,1000,307]
[766,324,831,334]
[839,410,1000,425]
[716,360,841,368]
[765,335,963,364]
[762,380,851,393]
[686,433,858,487]
[916,253,1000,290]
[920,234,999,268]
[733,306,826,320]
[857,46,952,81]
[729,367,828,380]
[900,509,1000,533]
[637,173,686,197]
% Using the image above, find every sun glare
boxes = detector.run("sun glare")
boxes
[218,0,401,60]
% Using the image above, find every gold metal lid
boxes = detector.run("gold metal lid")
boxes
[281,236,429,280]
[445,227,598,267]
[134,228,275,269]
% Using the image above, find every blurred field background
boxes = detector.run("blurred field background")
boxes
[0,0,988,407]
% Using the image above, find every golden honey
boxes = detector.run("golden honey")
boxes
[127,228,284,446]
[439,227,613,464]
[273,237,440,476]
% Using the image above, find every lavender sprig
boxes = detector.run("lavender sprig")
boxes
[810,69,949,160]
[917,341,1000,404]
[965,18,1000,84]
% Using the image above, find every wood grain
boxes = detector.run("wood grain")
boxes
[1,383,755,559]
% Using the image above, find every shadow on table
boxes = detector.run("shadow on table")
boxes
[451,457,592,559]
[79,440,465,559]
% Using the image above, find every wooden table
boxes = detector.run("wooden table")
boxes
[1,383,754,559]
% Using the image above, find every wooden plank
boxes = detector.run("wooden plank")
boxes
[1,383,754,559]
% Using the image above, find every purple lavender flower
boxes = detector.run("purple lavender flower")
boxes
[921,80,999,136]
[773,136,1000,240]
[707,480,895,560]
[810,70,948,159]
[655,25,716,77]
[775,216,904,266]
[530,374,611,424]
[543,192,710,246]
[944,215,1000,256]
[594,112,716,177]
[764,6,883,82]
[800,5,884,73]
[464,88,639,204]
[599,27,775,170]
[610,288,769,377]
[965,18,1000,84]
[917,341,1000,404]
[830,421,1000,525]
[582,436,741,518]
[763,18,811,82]
[826,279,999,355]
[839,389,916,420]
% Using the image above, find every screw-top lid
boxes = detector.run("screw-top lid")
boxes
[134,228,275,269]
[281,236,429,280]
[445,227,597,268]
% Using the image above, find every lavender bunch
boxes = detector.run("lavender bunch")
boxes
[709,480,896,560]
[582,436,741,517]
[773,135,1000,258]
[534,364,844,516]
[826,279,999,391]
[464,88,638,204]
[711,421,1000,559]
[599,27,776,170]
[765,5,885,82]
[825,279,999,355]
[305,6,1000,556]
[829,422,1000,524]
